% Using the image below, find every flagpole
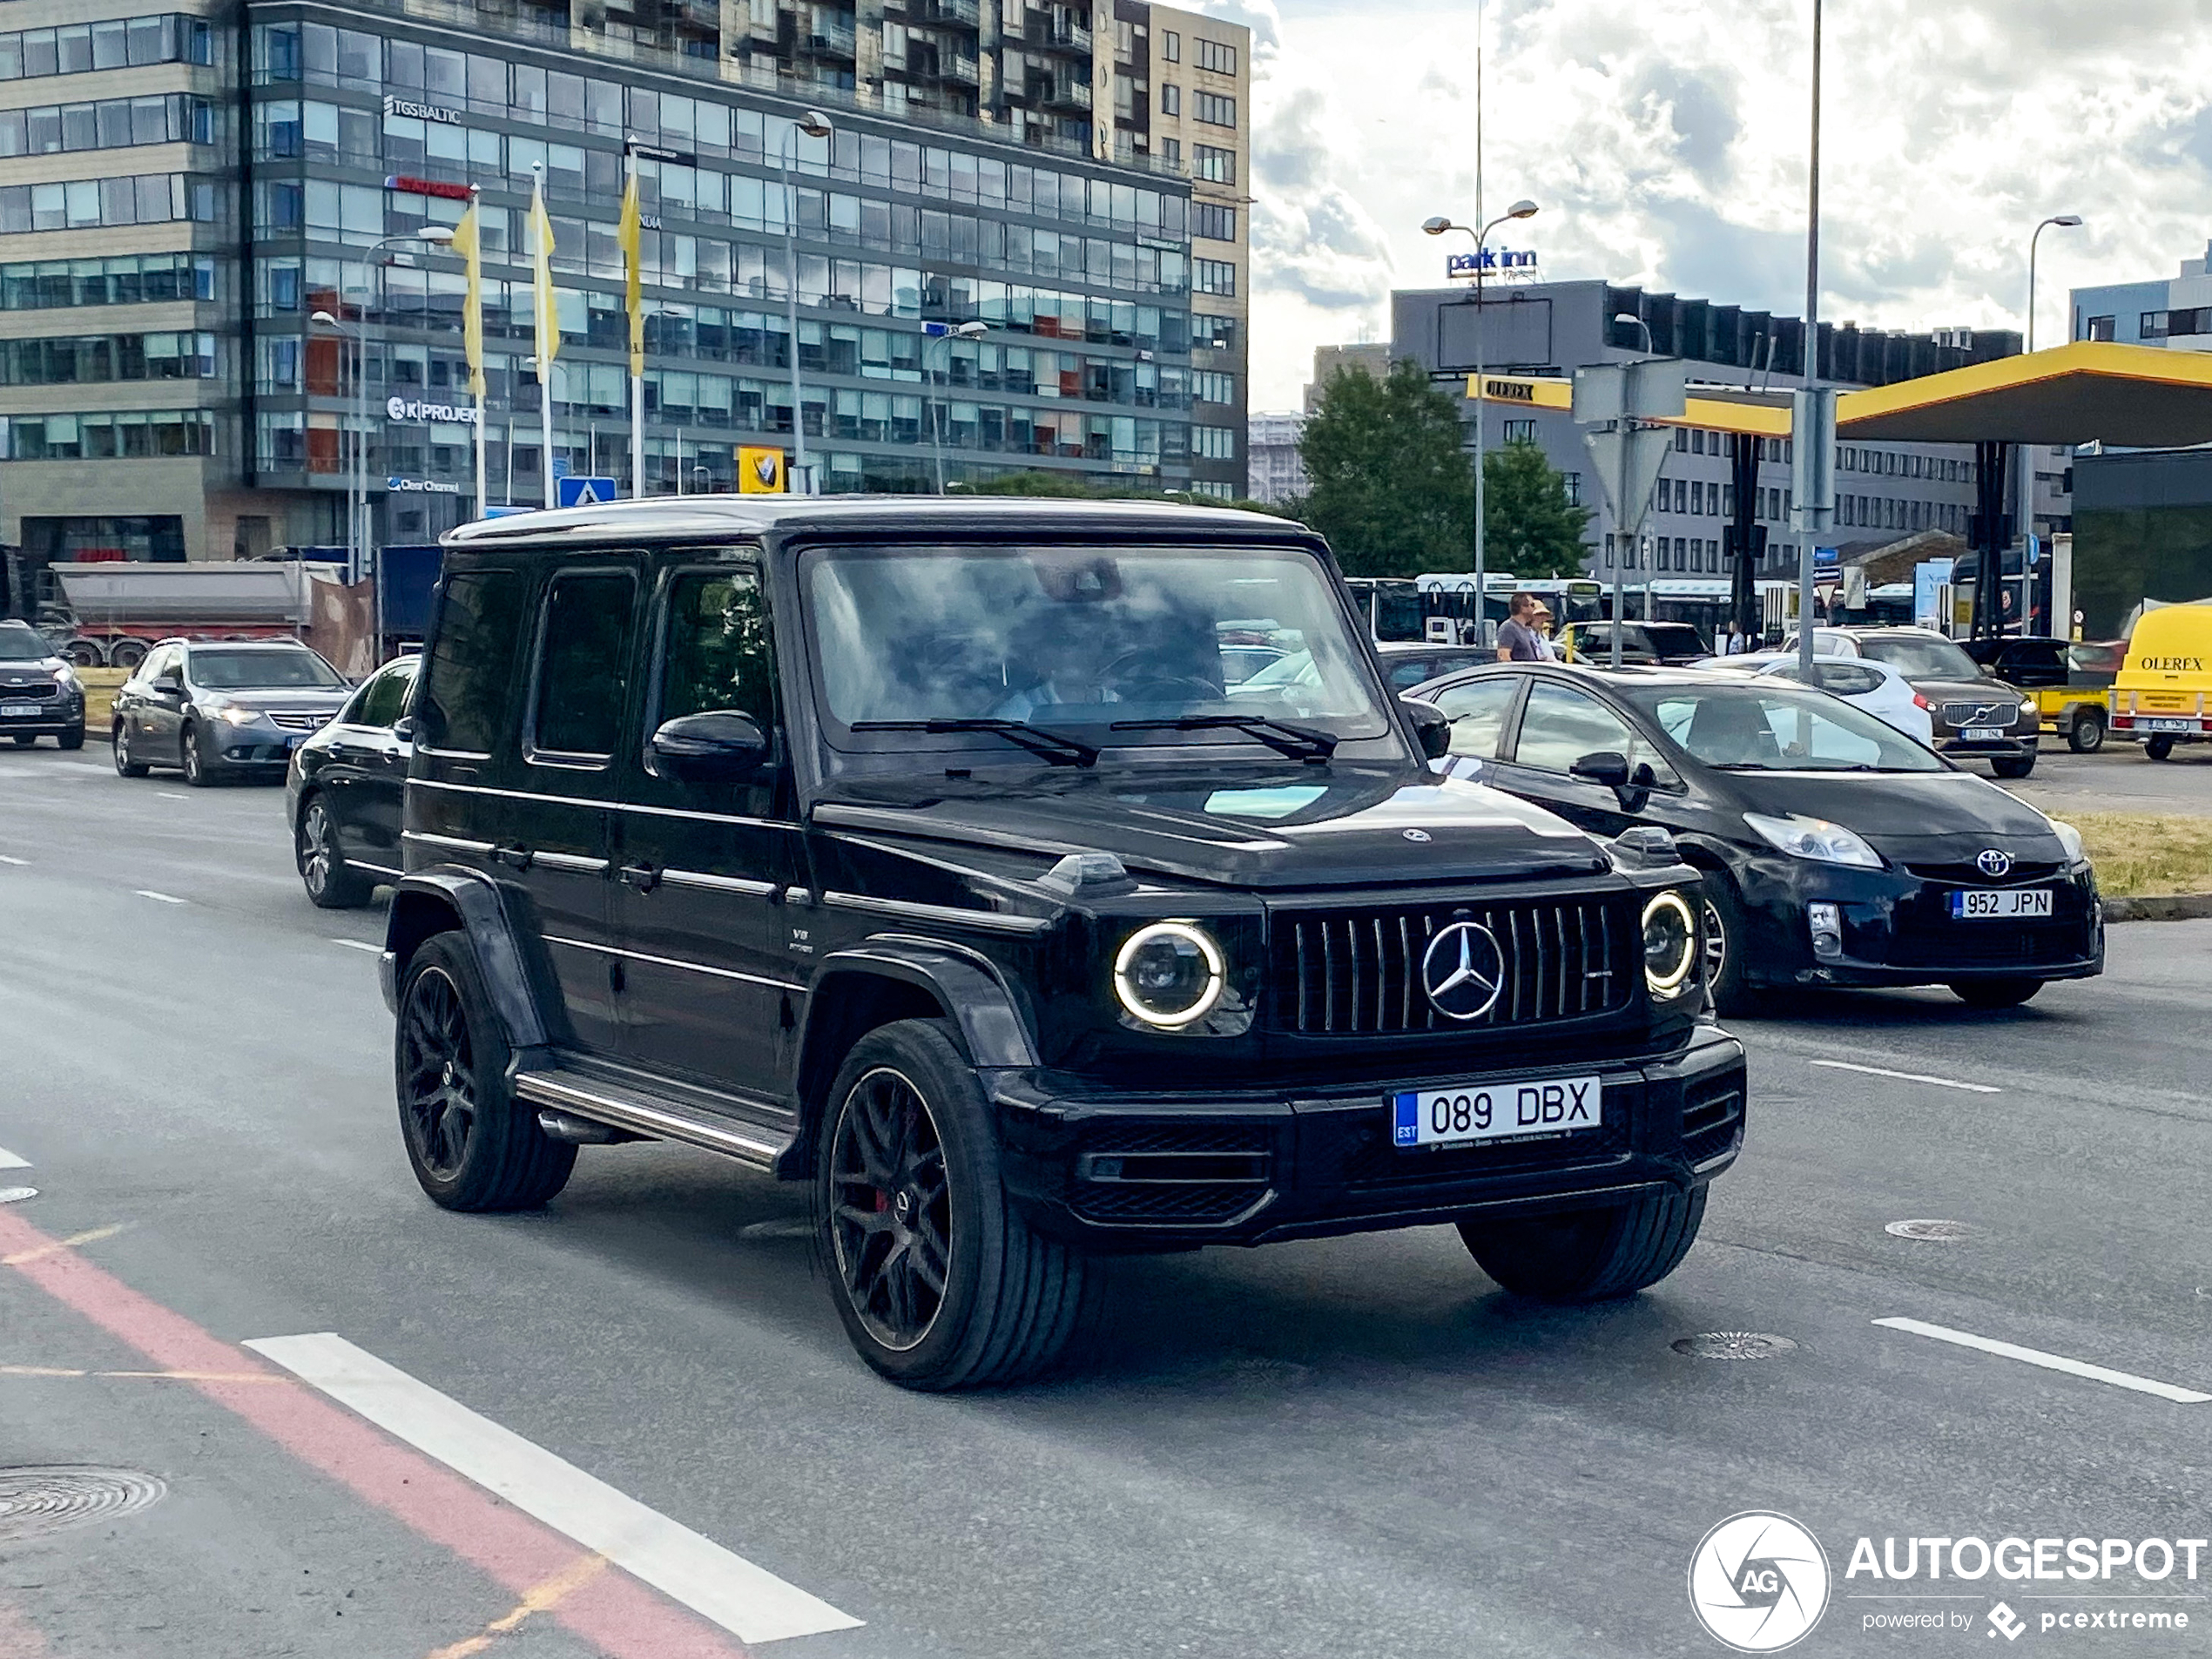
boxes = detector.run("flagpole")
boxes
[623,145,646,498]
[466,185,487,518]
[531,163,556,509]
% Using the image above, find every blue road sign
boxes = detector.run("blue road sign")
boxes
[556,475,619,508]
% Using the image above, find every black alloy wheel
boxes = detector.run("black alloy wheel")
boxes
[2067,708,2105,754]
[56,725,83,752]
[112,720,148,777]
[400,964,479,1184]
[826,1066,953,1354]
[180,724,210,786]
[1698,879,1762,1018]
[297,795,370,908]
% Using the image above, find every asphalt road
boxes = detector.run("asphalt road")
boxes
[2012,743,2212,818]
[3,752,2209,1659]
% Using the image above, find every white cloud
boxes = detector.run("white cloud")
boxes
[1238,0,2212,407]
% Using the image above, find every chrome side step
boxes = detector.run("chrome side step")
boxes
[513,1069,790,1171]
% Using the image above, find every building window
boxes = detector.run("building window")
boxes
[1501,418,1536,443]
[2141,310,2169,341]
[1158,137,1180,166]
[1195,91,1236,127]
[1159,83,1179,116]
[0,172,213,233]
[1563,471,1581,506]
[1,252,212,310]
[1197,38,1237,74]
[1193,258,1236,296]
[1193,312,1238,352]
[2085,314,2115,342]
[1193,423,1236,459]
[2,408,214,459]
[0,16,212,81]
[1193,202,1235,242]
[1192,369,1234,405]
[1193,144,1235,185]
[1160,30,1180,63]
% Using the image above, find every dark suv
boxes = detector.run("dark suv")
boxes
[380,498,1747,1388]
[0,620,85,749]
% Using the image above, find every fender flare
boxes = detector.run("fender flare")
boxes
[381,868,557,1051]
[798,937,1040,1081]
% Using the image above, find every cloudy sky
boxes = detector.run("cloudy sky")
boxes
[1192,0,2212,410]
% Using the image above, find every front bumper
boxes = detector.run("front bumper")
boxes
[1733,851,2103,990]
[985,1026,1746,1250]
[1930,727,2037,761]
[209,729,310,771]
[0,696,84,738]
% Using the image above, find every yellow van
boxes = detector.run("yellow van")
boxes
[2111,604,2212,759]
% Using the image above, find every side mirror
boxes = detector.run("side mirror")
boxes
[152,672,184,697]
[651,709,769,784]
[1401,697,1451,762]
[391,716,415,744]
[1568,750,1632,789]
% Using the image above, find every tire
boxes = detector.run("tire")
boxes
[112,720,149,778]
[297,793,371,909]
[1698,874,1768,1019]
[1949,978,2044,1009]
[2147,735,2175,762]
[1991,752,2037,779]
[816,1018,1096,1389]
[107,638,149,671]
[1460,1184,1708,1302]
[180,723,212,786]
[395,931,576,1211]
[2067,708,2105,754]
[9,733,33,748]
[65,640,105,669]
[56,725,84,752]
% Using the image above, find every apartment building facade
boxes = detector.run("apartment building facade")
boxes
[0,0,1221,571]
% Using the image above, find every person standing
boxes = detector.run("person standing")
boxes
[1494,591,1548,662]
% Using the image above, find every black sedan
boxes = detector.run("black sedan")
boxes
[1406,662,2102,1013]
[285,654,417,907]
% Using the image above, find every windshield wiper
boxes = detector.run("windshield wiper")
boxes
[1109,713,1339,761]
[850,718,1098,767]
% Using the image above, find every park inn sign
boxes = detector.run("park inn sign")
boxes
[1448,247,1539,281]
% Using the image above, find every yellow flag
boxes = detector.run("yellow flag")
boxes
[528,176,558,374]
[448,199,485,399]
[617,165,644,380]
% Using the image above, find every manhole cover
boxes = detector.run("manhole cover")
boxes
[1671,1332,1797,1360]
[0,1186,35,1205]
[0,1467,167,1544]
[1886,1218,1970,1242]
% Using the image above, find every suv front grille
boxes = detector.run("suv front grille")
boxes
[0,680,60,700]
[1940,701,2016,727]
[1905,860,2064,887]
[1681,1073,1744,1165]
[1071,1122,1274,1227]
[1888,918,2086,968]
[1268,897,1634,1036]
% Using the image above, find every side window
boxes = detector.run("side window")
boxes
[357,662,416,728]
[532,570,637,759]
[1512,682,1640,773]
[419,570,526,755]
[1431,678,1516,759]
[137,644,173,685]
[658,570,775,730]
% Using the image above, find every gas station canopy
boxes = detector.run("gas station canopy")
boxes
[1467,341,2212,448]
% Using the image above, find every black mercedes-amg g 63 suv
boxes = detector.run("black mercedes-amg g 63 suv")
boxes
[380,497,1745,1387]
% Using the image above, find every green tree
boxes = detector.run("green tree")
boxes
[1482,438,1595,577]
[1293,359,1474,577]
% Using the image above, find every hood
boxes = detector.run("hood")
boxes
[0,660,66,685]
[1911,677,2018,709]
[197,685,350,711]
[1722,768,2066,862]
[815,768,1611,891]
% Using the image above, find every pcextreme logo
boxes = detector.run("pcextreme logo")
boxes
[1689,1512,1831,1652]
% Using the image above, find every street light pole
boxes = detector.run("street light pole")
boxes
[1422,199,1538,641]
[780,111,833,494]
[925,319,988,495]
[1797,0,1824,680]
[2024,214,2085,622]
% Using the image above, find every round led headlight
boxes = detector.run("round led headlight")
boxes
[1112,921,1225,1028]
[1642,889,1697,1000]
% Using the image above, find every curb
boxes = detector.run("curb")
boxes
[2104,893,2212,923]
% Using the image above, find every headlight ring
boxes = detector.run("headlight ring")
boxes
[1112,921,1226,1028]
[1642,889,1698,1000]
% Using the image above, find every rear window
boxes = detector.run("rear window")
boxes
[1855,633,1980,680]
[419,570,525,754]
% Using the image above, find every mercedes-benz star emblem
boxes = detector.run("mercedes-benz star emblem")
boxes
[1976,848,2013,878]
[1420,922,1505,1021]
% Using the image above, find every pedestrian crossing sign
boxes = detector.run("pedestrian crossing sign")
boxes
[556,475,619,508]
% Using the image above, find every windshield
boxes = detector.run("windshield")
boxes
[804,545,1390,755]
[1622,682,1944,772]
[0,621,52,662]
[191,648,346,690]
[1851,632,1981,680]
[2068,642,2125,676]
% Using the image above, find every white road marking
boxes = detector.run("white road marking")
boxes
[157,792,188,801]
[0,1147,28,1170]
[1873,1318,2211,1404]
[331,939,381,954]
[242,1333,862,1643]
[1810,1059,2000,1094]
[0,854,25,866]
[133,889,187,905]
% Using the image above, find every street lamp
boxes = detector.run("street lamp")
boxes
[925,319,989,496]
[1613,312,1654,354]
[2023,214,2084,615]
[779,110,833,493]
[1424,199,1538,637]
[2027,214,2084,354]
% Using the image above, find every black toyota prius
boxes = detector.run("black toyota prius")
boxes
[1405,662,2104,1013]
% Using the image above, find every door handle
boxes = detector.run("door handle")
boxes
[492,843,534,870]
[619,862,661,894]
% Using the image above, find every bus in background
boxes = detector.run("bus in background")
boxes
[1341,577,1427,643]
[1413,574,1604,644]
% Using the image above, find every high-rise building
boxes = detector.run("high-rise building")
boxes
[1302,341,1385,412]
[1108,0,1245,496]
[0,0,1222,577]
[1244,408,1302,502]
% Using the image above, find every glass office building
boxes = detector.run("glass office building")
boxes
[0,0,1215,561]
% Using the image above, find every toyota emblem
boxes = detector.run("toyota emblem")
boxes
[1420,922,1506,1022]
[1975,848,2013,878]
[1402,828,1433,844]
